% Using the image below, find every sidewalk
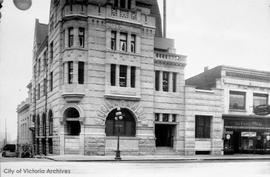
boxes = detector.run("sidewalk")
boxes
[39,154,270,162]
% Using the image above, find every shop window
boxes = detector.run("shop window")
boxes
[155,71,160,91]
[68,27,74,47]
[120,0,126,8]
[131,34,136,53]
[78,27,85,48]
[172,73,177,92]
[195,115,211,138]
[111,64,116,86]
[42,113,46,136]
[48,110,53,136]
[253,93,268,107]
[119,65,127,87]
[105,108,136,137]
[68,61,73,84]
[48,138,53,154]
[163,72,169,92]
[78,62,84,84]
[120,32,127,52]
[111,31,116,50]
[131,66,136,88]
[229,91,246,110]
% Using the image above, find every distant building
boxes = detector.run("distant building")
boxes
[186,66,270,154]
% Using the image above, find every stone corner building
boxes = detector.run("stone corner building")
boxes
[19,0,226,156]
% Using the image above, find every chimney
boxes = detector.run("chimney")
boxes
[163,0,166,38]
[204,66,209,72]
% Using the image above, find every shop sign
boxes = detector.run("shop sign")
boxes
[241,132,256,137]
[253,104,270,116]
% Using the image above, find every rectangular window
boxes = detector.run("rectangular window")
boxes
[38,58,41,76]
[195,115,211,138]
[131,66,136,88]
[131,34,136,53]
[78,62,84,84]
[43,78,46,96]
[68,61,73,84]
[155,113,160,122]
[111,31,116,50]
[173,73,177,92]
[79,27,85,48]
[43,51,47,69]
[38,84,40,100]
[111,64,116,86]
[50,41,53,62]
[128,0,131,9]
[120,0,126,8]
[163,72,169,92]
[114,0,119,7]
[172,114,177,122]
[229,91,246,110]
[162,114,169,122]
[119,65,127,87]
[68,27,74,47]
[50,72,53,91]
[253,93,268,107]
[120,32,127,52]
[155,71,160,91]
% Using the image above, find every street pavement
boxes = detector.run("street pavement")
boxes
[1,160,270,177]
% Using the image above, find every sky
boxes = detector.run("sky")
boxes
[1,0,270,141]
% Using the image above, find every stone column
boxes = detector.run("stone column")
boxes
[116,65,120,86]
[106,30,111,50]
[135,35,140,54]
[80,123,85,155]
[159,71,163,91]
[127,66,131,87]
[127,33,131,53]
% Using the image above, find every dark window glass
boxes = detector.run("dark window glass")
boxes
[48,138,53,154]
[229,91,246,110]
[38,84,40,100]
[79,27,85,47]
[119,65,127,87]
[105,108,136,137]
[253,93,268,107]
[68,27,74,47]
[155,71,160,91]
[78,62,84,84]
[37,115,40,136]
[131,34,136,53]
[155,113,160,121]
[111,31,116,50]
[50,41,53,62]
[38,58,41,76]
[120,32,127,52]
[162,114,169,122]
[111,64,116,86]
[128,0,131,9]
[48,111,53,136]
[173,73,177,92]
[163,72,169,92]
[114,0,119,7]
[42,113,46,136]
[68,61,73,84]
[172,114,177,122]
[50,72,53,91]
[43,78,46,96]
[120,0,126,8]
[64,108,81,136]
[195,115,211,138]
[131,66,136,88]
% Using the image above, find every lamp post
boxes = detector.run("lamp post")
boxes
[115,107,123,160]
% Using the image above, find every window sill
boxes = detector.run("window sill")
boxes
[195,138,211,141]
[229,109,247,113]
[106,136,138,140]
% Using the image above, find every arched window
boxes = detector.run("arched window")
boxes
[64,107,81,136]
[42,113,46,136]
[48,110,53,136]
[105,108,136,137]
[36,115,40,136]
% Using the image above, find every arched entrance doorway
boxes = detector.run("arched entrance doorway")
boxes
[63,107,81,154]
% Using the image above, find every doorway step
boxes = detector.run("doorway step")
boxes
[155,147,177,155]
